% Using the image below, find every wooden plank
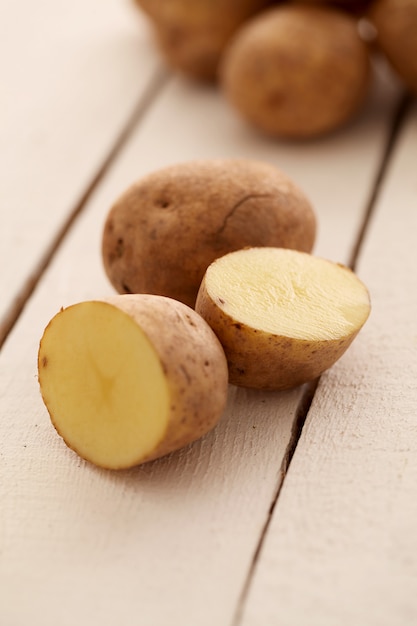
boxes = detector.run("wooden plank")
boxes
[239,102,417,626]
[0,0,163,341]
[106,59,401,263]
[0,64,401,625]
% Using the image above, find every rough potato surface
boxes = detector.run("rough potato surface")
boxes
[220,5,371,138]
[197,283,358,389]
[104,295,229,462]
[102,159,316,308]
[198,282,355,389]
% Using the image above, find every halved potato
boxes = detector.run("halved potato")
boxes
[38,294,228,469]
[195,247,371,390]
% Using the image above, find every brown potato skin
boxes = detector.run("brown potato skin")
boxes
[195,278,362,391]
[369,0,417,94]
[102,159,316,308]
[134,0,271,81]
[220,5,371,139]
[103,295,229,463]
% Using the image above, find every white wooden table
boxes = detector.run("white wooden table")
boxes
[1,2,416,624]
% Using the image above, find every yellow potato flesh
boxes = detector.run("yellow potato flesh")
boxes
[197,247,371,389]
[38,301,170,469]
[208,248,370,341]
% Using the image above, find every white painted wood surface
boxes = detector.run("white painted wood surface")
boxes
[0,0,163,340]
[1,1,416,624]
[240,103,417,626]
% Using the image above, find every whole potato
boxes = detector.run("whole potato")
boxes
[102,159,316,308]
[369,0,417,94]
[220,5,371,138]
[134,0,271,81]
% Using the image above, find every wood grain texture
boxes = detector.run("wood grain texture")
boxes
[240,103,417,626]
[0,15,406,626]
[0,0,162,339]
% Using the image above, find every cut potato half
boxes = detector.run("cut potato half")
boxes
[38,295,229,469]
[195,247,371,390]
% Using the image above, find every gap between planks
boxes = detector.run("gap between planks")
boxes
[0,67,170,352]
[348,90,414,270]
[231,88,413,626]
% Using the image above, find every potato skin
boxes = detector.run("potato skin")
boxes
[220,5,371,138]
[102,159,316,308]
[369,0,417,94]
[103,295,229,463]
[195,275,365,391]
[134,0,271,81]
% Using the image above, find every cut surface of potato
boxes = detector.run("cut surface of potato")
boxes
[195,248,371,390]
[38,295,229,469]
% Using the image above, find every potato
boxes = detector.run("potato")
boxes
[38,294,228,469]
[134,0,270,81]
[369,0,417,94]
[220,5,371,139]
[195,247,371,390]
[102,159,316,308]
